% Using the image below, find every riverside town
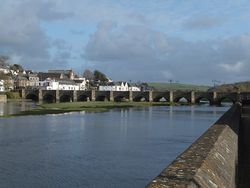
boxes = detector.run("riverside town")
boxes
[0,61,141,93]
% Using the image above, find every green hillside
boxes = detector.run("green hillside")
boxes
[208,81,250,92]
[148,82,210,91]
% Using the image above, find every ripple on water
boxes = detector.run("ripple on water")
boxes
[0,106,228,188]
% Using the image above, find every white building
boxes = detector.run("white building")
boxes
[36,70,87,91]
[99,82,141,92]
[0,67,9,74]
[99,82,129,91]
[28,73,40,87]
[0,80,5,92]
[74,78,87,90]
[39,78,84,91]
[39,78,59,90]
[129,86,141,91]
[58,80,79,90]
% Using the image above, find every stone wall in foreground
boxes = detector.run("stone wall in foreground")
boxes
[147,103,241,188]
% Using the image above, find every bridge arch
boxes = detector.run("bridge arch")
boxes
[218,97,235,106]
[43,94,55,103]
[133,96,148,102]
[95,91,110,101]
[195,97,211,105]
[60,94,72,102]
[114,95,128,102]
[26,93,38,101]
[78,94,89,101]
[173,92,191,103]
[152,91,170,102]
[96,95,108,101]
[173,97,190,103]
[113,91,129,102]
[153,96,168,102]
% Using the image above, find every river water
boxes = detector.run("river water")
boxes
[0,103,229,188]
[0,100,37,116]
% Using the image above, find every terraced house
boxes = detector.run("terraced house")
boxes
[37,70,87,91]
[99,82,141,91]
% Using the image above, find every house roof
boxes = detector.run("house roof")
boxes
[48,69,78,80]
[59,80,77,85]
[0,64,9,69]
[0,75,13,80]
[48,70,71,74]
[28,73,38,77]
[74,80,85,83]
[16,76,28,81]
[128,83,140,87]
[38,72,62,81]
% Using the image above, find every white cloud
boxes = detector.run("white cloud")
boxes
[218,61,244,73]
[0,0,73,70]
[0,0,250,83]
[183,15,226,30]
[161,70,173,79]
[85,21,170,62]
[83,22,250,83]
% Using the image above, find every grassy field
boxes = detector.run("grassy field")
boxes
[6,92,21,99]
[208,81,250,92]
[148,82,210,91]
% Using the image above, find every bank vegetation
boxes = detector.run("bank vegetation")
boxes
[2,101,182,117]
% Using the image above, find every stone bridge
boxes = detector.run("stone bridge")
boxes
[20,89,250,105]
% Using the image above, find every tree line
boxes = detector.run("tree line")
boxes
[83,69,109,82]
[0,55,24,72]
[1,55,109,82]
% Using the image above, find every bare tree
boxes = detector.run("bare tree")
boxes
[10,64,24,72]
[93,70,108,82]
[83,69,94,80]
[0,55,10,67]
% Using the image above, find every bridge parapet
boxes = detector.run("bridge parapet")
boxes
[147,103,241,188]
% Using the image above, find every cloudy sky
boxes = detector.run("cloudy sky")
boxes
[1,0,250,84]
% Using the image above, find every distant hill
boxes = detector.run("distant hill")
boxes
[208,81,250,92]
[148,82,210,91]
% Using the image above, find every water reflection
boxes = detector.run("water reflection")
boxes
[0,100,37,115]
[0,105,230,187]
